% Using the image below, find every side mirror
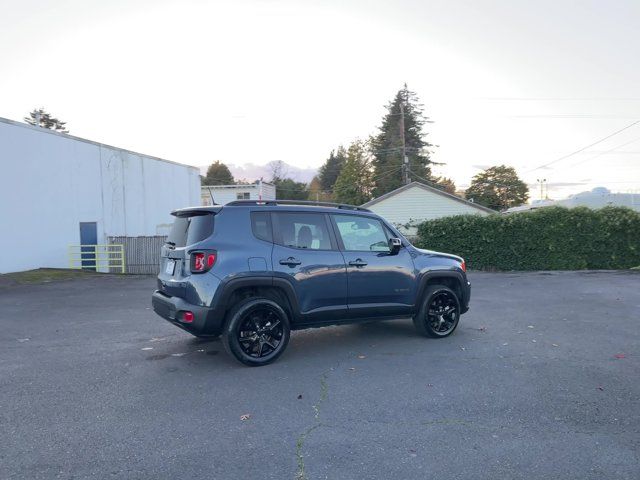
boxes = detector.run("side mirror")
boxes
[388,237,402,255]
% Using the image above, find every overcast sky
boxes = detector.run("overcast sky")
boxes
[1,0,639,199]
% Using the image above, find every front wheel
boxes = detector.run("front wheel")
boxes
[413,285,461,338]
[222,298,291,366]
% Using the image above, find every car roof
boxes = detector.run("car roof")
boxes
[171,200,379,217]
[223,200,375,215]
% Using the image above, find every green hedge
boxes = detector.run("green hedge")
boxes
[415,206,640,270]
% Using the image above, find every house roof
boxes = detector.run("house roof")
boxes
[200,182,274,190]
[361,181,496,214]
[0,116,199,172]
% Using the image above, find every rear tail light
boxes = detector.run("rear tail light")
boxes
[460,259,466,272]
[182,311,194,323]
[190,250,216,273]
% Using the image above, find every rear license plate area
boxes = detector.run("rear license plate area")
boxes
[165,259,176,275]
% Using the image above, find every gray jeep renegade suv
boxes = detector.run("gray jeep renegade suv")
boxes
[152,200,470,366]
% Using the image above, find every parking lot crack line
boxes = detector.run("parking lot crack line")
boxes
[295,371,329,480]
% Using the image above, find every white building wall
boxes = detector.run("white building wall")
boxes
[367,185,490,235]
[0,118,200,273]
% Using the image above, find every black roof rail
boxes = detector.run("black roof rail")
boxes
[225,199,371,212]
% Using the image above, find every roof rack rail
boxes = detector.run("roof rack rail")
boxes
[225,199,371,212]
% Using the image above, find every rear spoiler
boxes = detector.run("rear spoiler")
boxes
[171,206,223,217]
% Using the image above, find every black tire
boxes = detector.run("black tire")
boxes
[413,285,461,338]
[222,297,291,366]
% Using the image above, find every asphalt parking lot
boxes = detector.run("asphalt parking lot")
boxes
[1,271,639,479]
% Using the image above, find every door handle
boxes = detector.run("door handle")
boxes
[349,259,368,267]
[279,257,302,267]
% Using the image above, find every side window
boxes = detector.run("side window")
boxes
[333,215,390,252]
[251,212,272,242]
[274,213,332,250]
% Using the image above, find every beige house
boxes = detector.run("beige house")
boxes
[362,182,495,236]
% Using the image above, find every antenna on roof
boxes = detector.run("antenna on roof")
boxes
[208,187,216,205]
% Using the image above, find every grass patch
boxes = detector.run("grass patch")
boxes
[0,268,103,287]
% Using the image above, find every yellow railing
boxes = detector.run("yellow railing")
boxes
[68,244,126,273]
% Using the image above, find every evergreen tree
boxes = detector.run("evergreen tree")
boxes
[203,161,235,185]
[433,176,457,195]
[307,176,332,202]
[24,108,68,133]
[371,85,433,196]
[465,165,529,211]
[333,140,374,205]
[318,146,347,192]
[273,177,309,200]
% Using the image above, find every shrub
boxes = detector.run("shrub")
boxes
[415,206,640,270]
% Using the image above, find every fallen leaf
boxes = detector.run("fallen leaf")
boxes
[141,347,153,351]
[477,326,487,332]
[614,354,626,359]
[297,394,303,400]
[552,344,559,347]
[460,346,466,351]
[427,384,433,388]
[502,343,509,346]
[240,414,251,421]
[348,367,356,371]
[532,339,537,343]
[357,355,366,359]
[171,353,186,357]
[597,386,604,391]
[527,325,534,329]
[17,338,30,343]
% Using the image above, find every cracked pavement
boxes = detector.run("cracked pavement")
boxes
[1,271,639,479]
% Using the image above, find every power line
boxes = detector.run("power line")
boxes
[568,135,640,168]
[527,120,640,172]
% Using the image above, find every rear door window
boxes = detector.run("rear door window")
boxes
[167,213,214,247]
[273,213,333,250]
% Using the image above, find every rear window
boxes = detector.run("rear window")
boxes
[166,213,214,247]
[251,212,273,242]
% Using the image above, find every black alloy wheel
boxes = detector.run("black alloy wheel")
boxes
[237,306,284,358]
[413,285,461,338]
[222,298,291,366]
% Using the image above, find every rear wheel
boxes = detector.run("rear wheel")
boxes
[413,285,461,338]
[222,297,291,366]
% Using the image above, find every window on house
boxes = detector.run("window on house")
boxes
[236,192,251,200]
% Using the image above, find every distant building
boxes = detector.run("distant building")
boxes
[505,187,640,213]
[0,117,200,274]
[361,182,495,236]
[201,181,276,205]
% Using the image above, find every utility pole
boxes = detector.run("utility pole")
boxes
[537,178,547,201]
[400,102,410,185]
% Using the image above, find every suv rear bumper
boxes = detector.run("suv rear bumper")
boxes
[151,290,223,336]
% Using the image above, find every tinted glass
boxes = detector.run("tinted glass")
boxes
[166,213,214,247]
[251,212,272,242]
[333,215,390,252]
[274,213,332,250]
